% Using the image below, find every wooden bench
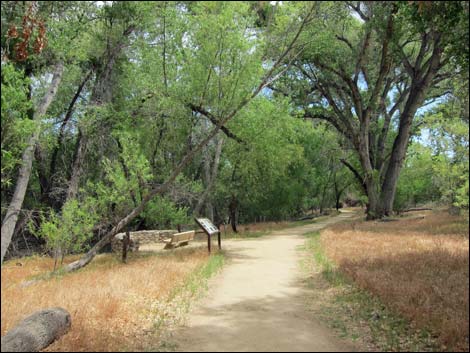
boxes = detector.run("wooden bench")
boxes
[163,230,195,249]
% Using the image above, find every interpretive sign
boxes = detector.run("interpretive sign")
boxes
[195,218,221,252]
[195,218,219,235]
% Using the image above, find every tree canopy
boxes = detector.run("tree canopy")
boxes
[1,1,468,268]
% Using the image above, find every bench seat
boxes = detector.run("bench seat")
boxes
[163,230,195,249]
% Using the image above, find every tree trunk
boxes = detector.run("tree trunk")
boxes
[380,97,422,216]
[64,29,134,205]
[66,129,88,201]
[356,133,386,220]
[61,14,308,272]
[34,145,51,205]
[335,187,344,211]
[1,62,64,264]
[0,307,71,352]
[122,231,130,263]
[365,176,383,220]
[380,34,443,215]
[193,135,224,218]
[229,196,238,233]
[48,69,93,204]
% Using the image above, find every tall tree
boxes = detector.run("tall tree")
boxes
[1,61,63,263]
[1,1,101,261]
[63,1,317,272]
[281,1,467,219]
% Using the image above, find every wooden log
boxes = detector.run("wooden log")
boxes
[1,308,71,352]
[297,215,315,221]
[402,207,433,213]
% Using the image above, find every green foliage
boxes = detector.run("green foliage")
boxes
[85,132,153,220]
[432,154,469,208]
[394,144,439,211]
[425,101,469,208]
[1,63,33,188]
[395,96,469,211]
[29,198,98,270]
[142,197,191,229]
[214,97,307,221]
[212,97,354,222]
[60,198,99,252]
[2,1,468,260]
[396,1,469,71]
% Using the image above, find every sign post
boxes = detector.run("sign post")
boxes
[195,218,221,253]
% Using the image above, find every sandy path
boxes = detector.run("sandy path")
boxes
[171,212,358,352]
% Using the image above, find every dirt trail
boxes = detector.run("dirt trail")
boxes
[171,212,358,352]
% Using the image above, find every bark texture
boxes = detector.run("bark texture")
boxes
[0,307,71,352]
[1,62,64,264]
[298,5,446,219]
[193,135,225,218]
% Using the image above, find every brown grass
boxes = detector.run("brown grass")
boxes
[1,248,210,351]
[321,210,469,351]
[220,220,291,237]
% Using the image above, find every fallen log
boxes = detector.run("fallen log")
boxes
[1,308,71,352]
[401,207,432,213]
[296,215,316,221]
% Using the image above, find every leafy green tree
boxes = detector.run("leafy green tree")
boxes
[1,1,100,263]
[1,63,32,189]
[394,144,440,211]
[2,1,467,274]
[62,1,316,272]
[425,99,469,209]
[30,198,98,271]
[278,1,468,219]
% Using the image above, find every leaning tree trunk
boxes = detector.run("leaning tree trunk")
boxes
[61,11,310,272]
[63,113,234,273]
[1,62,64,264]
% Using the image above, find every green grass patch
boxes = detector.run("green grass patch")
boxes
[147,251,225,351]
[152,251,225,331]
[303,231,346,286]
[302,231,438,352]
[176,251,225,298]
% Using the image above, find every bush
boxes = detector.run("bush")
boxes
[29,198,98,271]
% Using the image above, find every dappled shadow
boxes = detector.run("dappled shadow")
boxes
[156,213,362,352]
[171,281,358,352]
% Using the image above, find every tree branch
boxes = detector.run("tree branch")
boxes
[188,103,244,144]
[340,158,367,194]
[354,28,371,84]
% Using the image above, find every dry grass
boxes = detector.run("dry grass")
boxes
[220,220,291,238]
[321,210,469,351]
[1,247,212,351]
[220,214,331,238]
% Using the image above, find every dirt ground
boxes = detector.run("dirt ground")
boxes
[163,211,360,352]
